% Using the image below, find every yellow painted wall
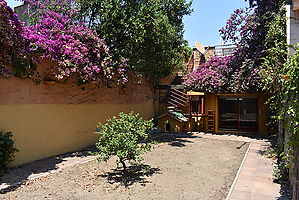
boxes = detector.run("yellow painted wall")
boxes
[204,94,217,132]
[0,101,154,166]
[0,60,156,166]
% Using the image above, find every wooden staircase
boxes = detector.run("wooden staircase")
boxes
[167,88,188,109]
[157,72,190,119]
[165,73,189,115]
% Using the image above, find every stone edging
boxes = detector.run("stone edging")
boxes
[225,141,252,200]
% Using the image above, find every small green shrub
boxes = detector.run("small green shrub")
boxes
[273,160,289,183]
[0,131,18,176]
[95,112,154,171]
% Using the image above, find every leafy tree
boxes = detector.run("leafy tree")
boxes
[77,0,192,81]
[182,45,193,63]
[185,0,284,94]
[95,112,154,171]
[220,0,286,68]
[222,0,287,119]
[260,7,287,126]
[219,0,286,93]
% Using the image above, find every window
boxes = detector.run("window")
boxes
[190,95,205,116]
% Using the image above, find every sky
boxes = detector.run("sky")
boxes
[183,0,248,47]
[6,0,249,47]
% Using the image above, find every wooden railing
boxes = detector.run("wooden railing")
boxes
[167,89,188,108]
[214,44,238,57]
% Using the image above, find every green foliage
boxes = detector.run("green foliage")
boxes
[236,3,291,181]
[0,131,18,176]
[182,45,192,63]
[77,0,192,81]
[280,45,299,161]
[266,134,289,183]
[95,112,154,171]
[261,7,287,91]
[260,6,287,125]
[259,5,290,182]
[11,57,41,84]
[259,6,299,179]
[273,160,289,183]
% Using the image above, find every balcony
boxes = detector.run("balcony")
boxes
[214,44,238,57]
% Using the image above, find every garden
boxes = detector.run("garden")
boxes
[1,132,249,200]
[1,0,299,199]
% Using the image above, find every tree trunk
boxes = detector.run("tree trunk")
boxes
[120,158,126,172]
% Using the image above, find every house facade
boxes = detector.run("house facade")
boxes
[158,43,269,136]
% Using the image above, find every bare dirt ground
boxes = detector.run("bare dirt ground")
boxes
[0,133,249,200]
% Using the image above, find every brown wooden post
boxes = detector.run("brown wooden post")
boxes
[201,96,205,114]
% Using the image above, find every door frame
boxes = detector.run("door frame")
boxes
[218,95,259,132]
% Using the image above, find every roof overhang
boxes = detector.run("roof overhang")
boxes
[187,91,205,96]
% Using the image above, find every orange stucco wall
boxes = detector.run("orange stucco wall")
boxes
[0,60,155,166]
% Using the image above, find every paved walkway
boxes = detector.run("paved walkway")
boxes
[194,132,290,200]
[226,142,290,200]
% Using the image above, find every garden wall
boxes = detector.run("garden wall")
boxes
[0,60,155,166]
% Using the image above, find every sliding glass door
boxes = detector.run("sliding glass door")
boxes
[219,97,258,132]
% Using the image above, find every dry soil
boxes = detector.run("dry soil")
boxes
[0,134,249,200]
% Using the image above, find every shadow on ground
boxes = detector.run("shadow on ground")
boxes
[0,145,98,194]
[99,164,160,187]
[149,132,201,147]
[277,183,292,200]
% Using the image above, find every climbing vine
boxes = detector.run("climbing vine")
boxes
[280,47,299,168]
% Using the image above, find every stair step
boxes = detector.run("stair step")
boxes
[168,102,179,108]
[170,85,185,90]
[169,99,186,107]
[169,94,187,105]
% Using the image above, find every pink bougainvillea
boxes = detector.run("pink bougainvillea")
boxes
[0,0,27,77]
[184,56,262,93]
[23,11,127,84]
[184,56,231,92]
[19,0,128,85]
